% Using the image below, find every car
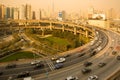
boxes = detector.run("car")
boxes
[31,60,41,65]
[55,63,63,69]
[0,71,3,76]
[65,76,78,80]
[78,53,85,57]
[112,51,117,55]
[17,71,30,78]
[5,64,16,69]
[81,68,91,74]
[97,46,102,51]
[51,57,58,61]
[84,61,92,67]
[116,55,120,60]
[24,77,34,80]
[90,51,96,56]
[63,54,71,58]
[98,62,106,67]
[34,63,44,69]
[56,58,66,63]
[88,75,98,80]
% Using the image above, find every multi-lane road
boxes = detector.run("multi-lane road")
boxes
[34,29,120,80]
[0,28,120,80]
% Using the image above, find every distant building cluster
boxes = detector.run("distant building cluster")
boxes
[87,7,119,20]
[0,4,38,20]
[0,3,119,21]
[88,7,106,20]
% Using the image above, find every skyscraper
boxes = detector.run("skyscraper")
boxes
[5,7,13,19]
[19,5,26,20]
[58,10,66,21]
[0,4,5,20]
[32,11,36,20]
[108,8,116,20]
[25,4,32,20]
[88,6,94,19]
[39,9,42,20]
[13,7,19,20]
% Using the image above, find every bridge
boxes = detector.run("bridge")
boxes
[0,20,120,80]
[0,19,95,38]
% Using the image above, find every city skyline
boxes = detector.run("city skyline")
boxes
[0,0,120,13]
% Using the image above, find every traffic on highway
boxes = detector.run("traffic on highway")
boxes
[0,28,114,80]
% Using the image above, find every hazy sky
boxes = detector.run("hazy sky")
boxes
[0,0,120,13]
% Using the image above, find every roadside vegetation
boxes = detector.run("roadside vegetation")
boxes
[0,51,39,62]
[25,29,90,54]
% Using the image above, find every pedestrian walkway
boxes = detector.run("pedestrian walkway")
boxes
[45,58,55,71]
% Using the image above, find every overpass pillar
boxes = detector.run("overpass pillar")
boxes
[41,28,44,36]
[85,30,88,37]
[62,24,65,32]
[39,22,41,27]
[74,26,77,35]
[49,22,52,30]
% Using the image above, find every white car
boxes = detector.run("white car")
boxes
[65,76,78,80]
[88,75,98,80]
[56,58,65,63]
[31,60,41,65]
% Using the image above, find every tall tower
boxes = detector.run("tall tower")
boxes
[25,4,32,20]
[58,10,66,21]
[0,4,5,20]
[32,11,36,20]
[88,6,94,19]
[19,5,26,20]
[6,7,11,19]
[13,7,19,20]
[39,9,42,20]
[108,8,115,20]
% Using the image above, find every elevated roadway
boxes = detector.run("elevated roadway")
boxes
[0,20,94,38]
[0,20,119,80]
[0,28,109,80]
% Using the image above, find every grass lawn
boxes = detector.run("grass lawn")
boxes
[0,51,40,62]
[45,36,70,46]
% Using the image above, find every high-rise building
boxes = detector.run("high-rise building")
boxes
[88,6,94,19]
[25,4,32,20]
[13,7,19,20]
[32,11,36,20]
[58,10,66,21]
[11,7,14,19]
[108,8,116,20]
[39,9,42,20]
[19,5,26,20]
[0,4,5,20]
[5,7,13,19]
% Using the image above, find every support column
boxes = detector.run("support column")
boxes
[38,22,41,30]
[74,26,77,35]
[85,30,88,37]
[41,28,44,36]
[49,22,52,30]
[62,24,65,32]
[25,22,27,32]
